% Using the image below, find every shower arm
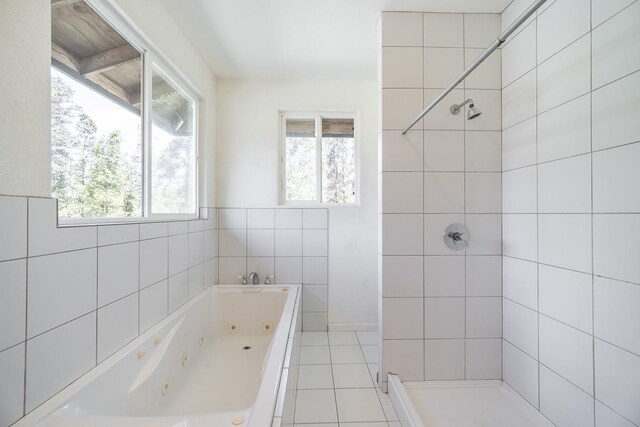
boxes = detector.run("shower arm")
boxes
[400,0,548,135]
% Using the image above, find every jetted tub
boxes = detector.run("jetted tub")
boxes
[17,285,301,427]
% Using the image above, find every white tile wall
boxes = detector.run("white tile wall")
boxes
[592,71,640,151]
[379,11,502,382]
[0,343,25,426]
[594,277,640,355]
[502,117,536,170]
[539,265,592,333]
[594,339,640,425]
[537,34,591,113]
[593,142,640,213]
[424,131,464,171]
[538,154,591,213]
[424,339,465,380]
[539,315,594,394]
[501,0,640,422]
[0,259,26,351]
[591,1,640,89]
[539,365,595,427]
[97,293,138,362]
[503,166,537,213]
[503,341,539,408]
[98,242,138,307]
[537,94,591,163]
[27,248,97,338]
[536,0,590,63]
[502,22,536,87]
[0,200,216,423]
[25,312,96,412]
[423,13,463,47]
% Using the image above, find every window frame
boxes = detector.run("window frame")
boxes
[54,0,201,225]
[278,111,360,207]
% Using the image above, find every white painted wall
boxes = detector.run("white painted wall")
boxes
[0,0,217,205]
[216,80,378,329]
[0,0,52,197]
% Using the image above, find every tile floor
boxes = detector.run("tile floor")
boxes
[293,331,400,427]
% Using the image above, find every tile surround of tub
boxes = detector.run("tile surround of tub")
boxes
[216,207,329,332]
[500,0,640,424]
[378,11,503,385]
[0,196,217,425]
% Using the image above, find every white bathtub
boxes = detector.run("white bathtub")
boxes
[17,284,301,427]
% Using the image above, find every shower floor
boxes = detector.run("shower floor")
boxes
[392,379,554,427]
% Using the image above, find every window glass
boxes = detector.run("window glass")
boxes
[50,0,142,218]
[285,118,317,201]
[50,0,199,220]
[150,67,197,214]
[321,118,356,203]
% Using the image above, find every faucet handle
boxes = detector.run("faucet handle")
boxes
[238,275,247,285]
[265,275,275,285]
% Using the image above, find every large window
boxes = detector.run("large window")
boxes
[50,0,197,221]
[280,113,358,205]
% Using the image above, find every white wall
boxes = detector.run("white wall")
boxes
[216,80,378,329]
[501,0,640,425]
[0,0,52,197]
[0,0,217,205]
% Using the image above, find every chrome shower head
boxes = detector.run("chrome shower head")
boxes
[450,99,482,120]
[467,105,482,120]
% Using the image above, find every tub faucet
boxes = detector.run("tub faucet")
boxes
[249,272,260,285]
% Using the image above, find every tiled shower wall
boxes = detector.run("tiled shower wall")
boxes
[0,196,217,426]
[216,208,329,331]
[501,0,640,425]
[378,12,503,387]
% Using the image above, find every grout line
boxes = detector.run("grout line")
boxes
[589,0,597,421]
[23,199,29,418]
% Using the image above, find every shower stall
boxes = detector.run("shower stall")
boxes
[377,0,640,424]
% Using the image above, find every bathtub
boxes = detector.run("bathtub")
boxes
[387,374,554,427]
[17,284,302,427]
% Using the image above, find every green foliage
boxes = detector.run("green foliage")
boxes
[51,77,141,218]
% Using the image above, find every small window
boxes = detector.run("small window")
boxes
[50,0,198,221]
[280,113,358,205]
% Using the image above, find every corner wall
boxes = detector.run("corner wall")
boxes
[378,12,503,387]
[501,0,640,425]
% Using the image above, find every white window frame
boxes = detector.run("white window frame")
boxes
[54,0,201,225]
[278,111,360,206]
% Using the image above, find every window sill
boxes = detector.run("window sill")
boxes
[57,214,200,228]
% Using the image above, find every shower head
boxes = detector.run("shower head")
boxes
[450,99,482,120]
[467,105,482,120]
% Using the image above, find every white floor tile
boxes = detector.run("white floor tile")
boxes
[300,346,331,364]
[356,331,378,345]
[361,345,378,364]
[331,346,366,364]
[335,388,387,422]
[301,331,329,346]
[377,388,400,421]
[332,364,374,388]
[298,364,334,389]
[329,331,359,346]
[294,389,338,424]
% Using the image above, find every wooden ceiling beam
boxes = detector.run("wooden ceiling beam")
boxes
[51,0,83,9]
[52,42,80,73]
[79,44,141,77]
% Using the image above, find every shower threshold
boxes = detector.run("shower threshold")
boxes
[388,375,553,427]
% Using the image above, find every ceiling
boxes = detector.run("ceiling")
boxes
[159,0,512,81]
